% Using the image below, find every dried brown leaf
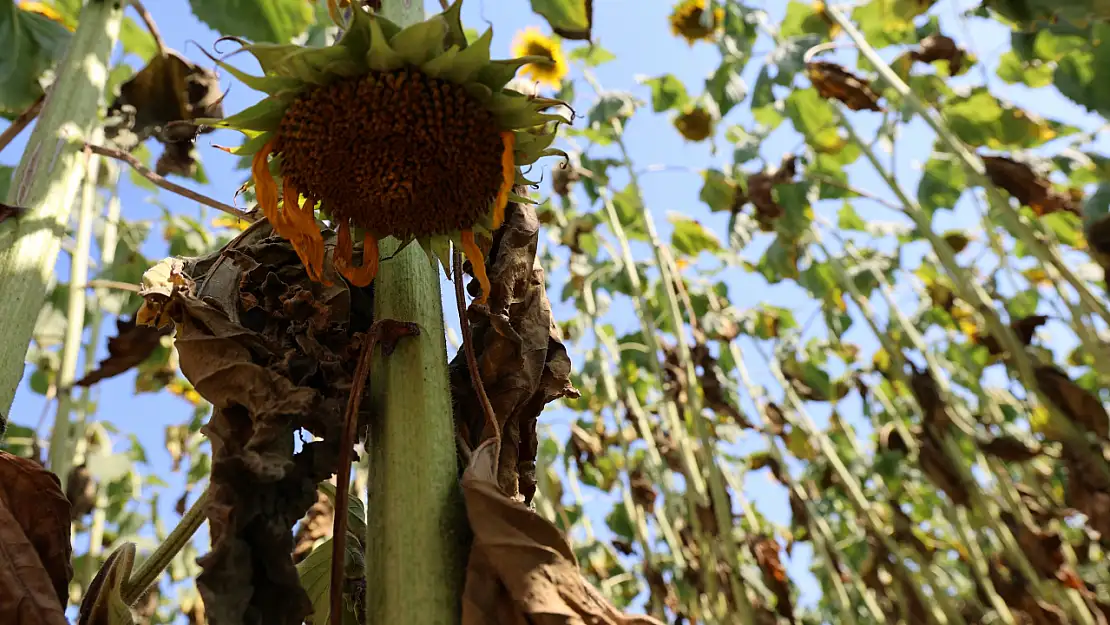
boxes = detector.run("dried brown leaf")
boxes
[909,367,950,432]
[105,50,224,176]
[918,433,970,506]
[693,343,752,428]
[75,316,173,387]
[0,452,72,625]
[1035,365,1109,440]
[628,467,657,512]
[136,221,371,625]
[974,314,1048,356]
[910,34,966,74]
[461,439,663,625]
[292,487,334,564]
[748,535,795,623]
[982,155,1078,216]
[978,435,1042,462]
[66,464,97,520]
[0,455,70,625]
[450,200,579,501]
[806,61,883,112]
[734,155,797,231]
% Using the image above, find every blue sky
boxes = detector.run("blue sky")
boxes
[4,0,1109,620]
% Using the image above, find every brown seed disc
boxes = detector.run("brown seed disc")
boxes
[275,69,506,239]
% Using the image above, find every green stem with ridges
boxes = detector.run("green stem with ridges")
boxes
[365,6,461,625]
[0,0,123,423]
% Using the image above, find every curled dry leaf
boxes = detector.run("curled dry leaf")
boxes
[978,434,1042,462]
[748,535,796,623]
[910,33,966,74]
[1034,364,1109,440]
[918,431,970,506]
[0,452,73,625]
[461,439,664,625]
[877,422,910,455]
[982,155,1078,217]
[105,50,224,177]
[628,466,657,512]
[909,366,950,432]
[1002,514,1066,582]
[1061,447,1110,545]
[806,61,883,112]
[449,200,579,501]
[733,154,798,231]
[973,314,1048,356]
[75,316,174,387]
[135,221,373,625]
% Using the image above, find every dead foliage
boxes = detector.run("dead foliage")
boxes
[909,365,950,432]
[977,435,1042,462]
[66,463,97,520]
[982,155,1079,217]
[748,535,796,623]
[806,61,884,112]
[989,560,1069,625]
[105,50,224,177]
[449,201,579,502]
[732,155,798,231]
[75,316,173,387]
[973,314,1048,356]
[918,430,971,506]
[1034,365,1110,441]
[628,467,657,512]
[135,221,374,625]
[460,439,664,625]
[1001,513,1068,584]
[292,487,335,564]
[0,451,73,625]
[692,343,754,428]
[1061,444,1110,545]
[910,33,966,74]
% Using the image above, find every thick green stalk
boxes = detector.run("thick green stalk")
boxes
[365,7,460,625]
[49,147,100,482]
[0,0,122,421]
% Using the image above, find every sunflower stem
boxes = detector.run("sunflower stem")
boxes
[364,7,463,625]
[0,0,122,424]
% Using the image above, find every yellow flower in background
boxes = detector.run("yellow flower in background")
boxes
[19,1,73,30]
[202,2,567,303]
[211,214,252,232]
[669,0,724,45]
[511,28,568,89]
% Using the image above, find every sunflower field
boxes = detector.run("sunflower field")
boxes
[1,0,1109,624]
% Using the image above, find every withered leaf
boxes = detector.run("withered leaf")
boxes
[878,423,910,455]
[748,536,795,623]
[66,464,97,520]
[1034,365,1109,440]
[1003,514,1065,581]
[693,343,752,428]
[909,367,950,432]
[1062,449,1110,543]
[918,435,970,506]
[0,450,72,621]
[806,61,883,112]
[105,50,224,178]
[75,316,173,387]
[910,34,966,74]
[0,452,72,625]
[763,402,786,436]
[978,435,1042,462]
[628,467,657,512]
[461,439,663,625]
[974,314,1048,356]
[982,155,1078,216]
[138,221,369,625]
[733,155,798,231]
[292,487,334,564]
[450,199,579,501]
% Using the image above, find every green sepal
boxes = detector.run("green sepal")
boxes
[442,28,492,84]
[207,53,303,96]
[282,46,361,84]
[240,42,304,76]
[367,17,405,72]
[462,82,493,104]
[439,0,468,50]
[512,126,559,165]
[223,130,274,156]
[474,58,531,92]
[515,169,539,186]
[430,235,454,278]
[509,192,537,205]
[420,46,460,79]
[198,96,288,132]
[337,5,374,59]
[390,15,448,67]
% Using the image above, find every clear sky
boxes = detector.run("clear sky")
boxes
[4,0,1107,620]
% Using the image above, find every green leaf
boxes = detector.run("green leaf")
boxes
[917,155,967,215]
[568,44,615,66]
[700,169,736,213]
[530,0,592,40]
[0,165,13,201]
[705,60,747,116]
[995,51,1054,88]
[785,88,840,151]
[780,1,833,40]
[1052,27,1110,118]
[642,74,689,113]
[297,538,362,625]
[851,0,925,48]
[317,481,368,540]
[751,67,783,130]
[119,17,157,63]
[605,504,636,541]
[670,215,722,257]
[187,0,313,44]
[837,203,867,230]
[0,2,72,117]
[610,184,648,241]
[756,236,801,283]
[945,88,1071,149]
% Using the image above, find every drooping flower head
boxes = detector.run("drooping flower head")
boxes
[200,0,567,303]
[669,0,724,45]
[511,28,568,89]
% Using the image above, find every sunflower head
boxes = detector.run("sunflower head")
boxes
[511,28,568,89]
[669,0,724,45]
[674,104,715,142]
[201,0,568,304]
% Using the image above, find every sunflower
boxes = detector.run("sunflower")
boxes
[201,1,566,303]
[669,0,724,45]
[674,104,715,142]
[511,28,568,89]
